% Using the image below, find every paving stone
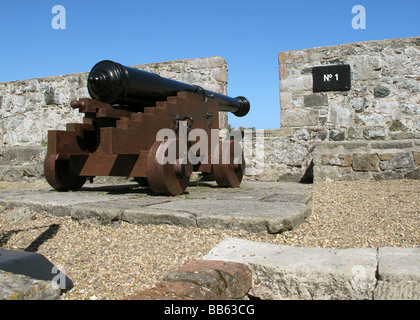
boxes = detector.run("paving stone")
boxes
[374,247,420,300]
[0,181,312,234]
[203,238,378,300]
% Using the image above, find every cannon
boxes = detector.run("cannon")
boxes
[44,60,250,195]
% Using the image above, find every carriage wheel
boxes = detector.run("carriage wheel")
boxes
[212,140,245,187]
[147,139,192,196]
[133,177,149,187]
[44,154,86,191]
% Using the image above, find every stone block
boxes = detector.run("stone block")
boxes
[264,140,311,167]
[352,154,380,172]
[401,101,420,116]
[374,247,420,300]
[304,93,328,107]
[389,120,406,132]
[263,128,293,137]
[380,153,415,170]
[278,64,288,79]
[363,127,387,140]
[397,79,420,93]
[357,113,385,127]
[163,271,224,299]
[373,171,404,181]
[350,97,366,113]
[204,238,378,300]
[280,76,312,93]
[413,151,420,165]
[352,55,382,80]
[293,128,310,141]
[390,131,420,140]
[278,50,306,64]
[327,103,351,126]
[374,100,400,116]
[378,154,393,161]
[405,168,420,179]
[329,130,345,141]
[347,127,363,140]
[125,260,252,300]
[170,260,252,299]
[371,140,414,149]
[281,109,318,127]
[211,68,228,82]
[313,165,372,183]
[280,92,293,109]
[322,154,352,167]
[374,86,391,98]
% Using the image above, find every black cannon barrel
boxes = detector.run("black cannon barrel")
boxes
[87,60,250,117]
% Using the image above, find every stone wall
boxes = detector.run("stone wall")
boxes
[2,38,420,184]
[313,139,420,182]
[0,56,228,147]
[259,37,420,183]
[279,37,420,141]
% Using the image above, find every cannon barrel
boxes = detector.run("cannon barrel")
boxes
[87,60,250,117]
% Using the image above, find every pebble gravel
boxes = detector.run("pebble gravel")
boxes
[0,179,419,300]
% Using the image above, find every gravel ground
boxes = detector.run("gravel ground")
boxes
[0,179,419,300]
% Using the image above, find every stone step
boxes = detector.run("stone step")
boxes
[203,238,420,300]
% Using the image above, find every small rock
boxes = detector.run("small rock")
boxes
[1,207,36,223]
[405,168,420,180]
[374,86,391,98]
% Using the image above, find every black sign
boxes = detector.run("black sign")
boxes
[312,64,351,92]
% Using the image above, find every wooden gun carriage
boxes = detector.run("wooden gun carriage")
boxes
[44,60,250,196]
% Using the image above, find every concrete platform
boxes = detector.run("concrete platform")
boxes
[0,181,312,234]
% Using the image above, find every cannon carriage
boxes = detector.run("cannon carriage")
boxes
[44,60,250,196]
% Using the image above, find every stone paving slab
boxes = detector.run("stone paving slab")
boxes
[0,181,312,234]
[374,247,420,300]
[203,238,420,300]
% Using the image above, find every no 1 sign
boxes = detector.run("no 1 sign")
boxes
[312,64,351,92]
[323,73,339,82]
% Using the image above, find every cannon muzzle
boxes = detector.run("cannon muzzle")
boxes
[87,60,250,117]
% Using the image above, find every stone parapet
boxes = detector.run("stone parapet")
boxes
[0,56,228,147]
[313,139,420,182]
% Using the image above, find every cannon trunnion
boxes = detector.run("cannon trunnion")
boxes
[44,61,250,196]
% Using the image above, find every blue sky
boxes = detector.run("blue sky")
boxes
[0,0,419,129]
